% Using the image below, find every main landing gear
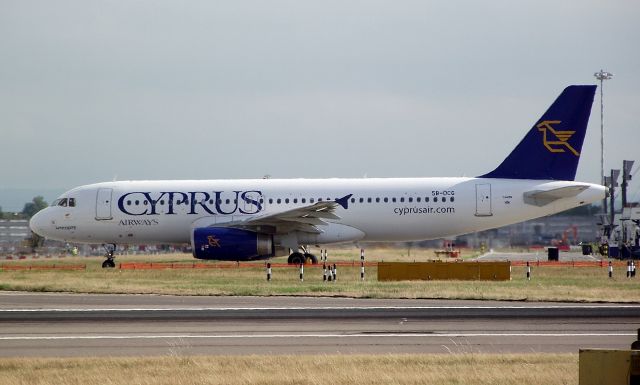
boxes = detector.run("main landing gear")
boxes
[101,244,116,268]
[287,246,318,265]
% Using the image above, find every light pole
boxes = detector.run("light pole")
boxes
[594,69,613,213]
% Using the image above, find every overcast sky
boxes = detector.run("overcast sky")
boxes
[1,0,639,209]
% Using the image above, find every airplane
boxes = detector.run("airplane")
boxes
[30,85,606,268]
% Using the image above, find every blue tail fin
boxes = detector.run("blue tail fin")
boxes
[480,85,596,181]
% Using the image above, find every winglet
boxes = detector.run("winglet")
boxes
[480,85,596,181]
[335,194,353,209]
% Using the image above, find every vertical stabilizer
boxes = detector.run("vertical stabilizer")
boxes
[480,85,596,181]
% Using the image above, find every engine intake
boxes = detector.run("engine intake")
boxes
[192,227,274,261]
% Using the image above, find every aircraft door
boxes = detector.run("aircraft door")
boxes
[96,188,113,220]
[475,184,492,217]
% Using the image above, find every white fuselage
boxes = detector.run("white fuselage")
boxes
[30,177,606,249]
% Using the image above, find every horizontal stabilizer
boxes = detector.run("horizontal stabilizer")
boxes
[523,185,589,207]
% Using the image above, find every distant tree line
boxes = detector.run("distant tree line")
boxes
[0,196,49,251]
[22,196,48,218]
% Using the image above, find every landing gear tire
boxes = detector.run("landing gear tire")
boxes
[288,252,305,265]
[304,253,318,264]
[101,244,116,269]
[102,259,116,268]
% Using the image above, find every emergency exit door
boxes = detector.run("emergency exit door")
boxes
[475,184,492,217]
[96,188,113,220]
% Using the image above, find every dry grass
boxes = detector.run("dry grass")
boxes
[0,353,577,385]
[1,248,638,302]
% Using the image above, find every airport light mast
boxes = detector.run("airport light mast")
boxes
[594,69,613,214]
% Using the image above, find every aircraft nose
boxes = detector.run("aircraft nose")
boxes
[29,209,49,237]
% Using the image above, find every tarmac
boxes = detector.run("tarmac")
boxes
[0,293,637,357]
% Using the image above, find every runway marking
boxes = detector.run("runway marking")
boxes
[2,305,639,312]
[0,332,634,341]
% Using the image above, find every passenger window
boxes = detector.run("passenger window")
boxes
[350,198,355,203]
[400,198,404,203]
[285,198,290,204]
[277,199,281,204]
[367,198,372,203]
[375,198,380,203]
[226,199,230,204]
[425,197,430,202]
[310,198,315,203]
[408,197,413,203]
[293,198,298,204]
[450,197,455,202]
[434,197,438,202]
[302,198,306,203]
[269,199,273,204]
[127,200,132,206]
[383,197,388,203]
[392,198,396,203]
[417,197,421,203]
[359,198,364,203]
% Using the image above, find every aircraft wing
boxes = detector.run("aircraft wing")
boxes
[196,194,353,235]
[523,185,589,207]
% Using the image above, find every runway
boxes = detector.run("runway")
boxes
[0,293,638,357]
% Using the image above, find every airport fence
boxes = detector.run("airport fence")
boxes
[510,260,625,268]
[116,260,627,270]
[0,260,627,272]
[118,261,378,270]
[0,264,86,271]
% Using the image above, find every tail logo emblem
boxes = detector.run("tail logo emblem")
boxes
[207,235,221,247]
[537,120,580,156]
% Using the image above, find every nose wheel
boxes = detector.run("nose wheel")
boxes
[102,244,116,268]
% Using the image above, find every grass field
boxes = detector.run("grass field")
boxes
[1,248,638,302]
[0,353,577,385]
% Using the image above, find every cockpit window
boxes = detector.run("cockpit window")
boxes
[52,198,75,207]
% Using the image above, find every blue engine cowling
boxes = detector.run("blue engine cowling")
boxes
[192,227,274,261]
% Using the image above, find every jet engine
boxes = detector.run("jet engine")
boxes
[192,227,274,260]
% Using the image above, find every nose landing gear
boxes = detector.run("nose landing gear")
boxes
[101,244,116,268]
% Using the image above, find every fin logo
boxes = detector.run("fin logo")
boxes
[207,235,221,248]
[537,120,580,156]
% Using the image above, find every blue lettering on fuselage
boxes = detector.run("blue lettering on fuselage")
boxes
[117,191,263,216]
